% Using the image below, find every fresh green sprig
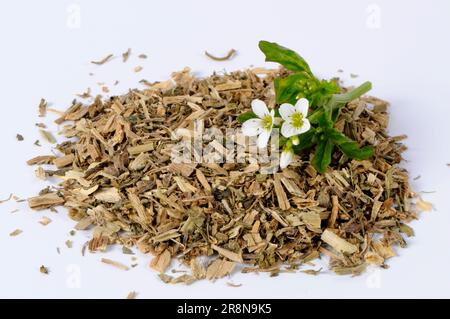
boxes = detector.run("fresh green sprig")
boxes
[254,40,374,173]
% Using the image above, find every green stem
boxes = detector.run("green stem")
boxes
[324,81,372,122]
[330,81,372,107]
[308,81,372,124]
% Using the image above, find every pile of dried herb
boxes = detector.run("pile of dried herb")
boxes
[26,50,421,283]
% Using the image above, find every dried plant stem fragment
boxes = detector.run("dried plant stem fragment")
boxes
[39,130,56,144]
[27,155,56,165]
[0,194,12,204]
[150,249,171,273]
[416,198,432,212]
[28,193,64,210]
[321,229,358,254]
[205,49,236,61]
[273,174,290,210]
[101,258,129,271]
[91,54,113,65]
[38,98,47,117]
[211,244,243,263]
[329,195,339,227]
[53,154,74,168]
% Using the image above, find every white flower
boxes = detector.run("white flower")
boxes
[280,147,294,169]
[242,99,276,148]
[279,98,311,138]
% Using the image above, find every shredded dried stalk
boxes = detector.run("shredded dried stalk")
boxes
[91,54,113,65]
[101,258,129,271]
[205,49,237,61]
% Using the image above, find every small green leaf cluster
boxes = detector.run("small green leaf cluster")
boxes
[239,41,374,173]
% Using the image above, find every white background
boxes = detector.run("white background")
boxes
[0,0,449,298]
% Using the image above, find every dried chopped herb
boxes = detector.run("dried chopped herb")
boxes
[25,66,420,281]
[138,54,147,59]
[205,49,237,61]
[91,54,113,65]
[16,134,24,141]
[126,291,136,299]
[134,66,143,73]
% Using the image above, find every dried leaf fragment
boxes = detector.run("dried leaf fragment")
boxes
[38,216,52,226]
[40,265,49,274]
[16,134,24,141]
[38,98,47,117]
[122,48,131,62]
[206,259,235,281]
[65,240,73,248]
[9,229,22,237]
[39,130,56,144]
[134,66,143,73]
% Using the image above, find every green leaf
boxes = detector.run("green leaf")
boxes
[259,41,312,73]
[325,128,374,160]
[238,111,257,123]
[292,128,317,152]
[274,72,316,104]
[309,79,341,107]
[311,138,334,173]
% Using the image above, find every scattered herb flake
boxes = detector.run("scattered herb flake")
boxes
[91,54,113,65]
[205,49,237,61]
[122,48,131,62]
[9,229,23,237]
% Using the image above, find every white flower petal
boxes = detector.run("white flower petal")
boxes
[257,130,271,148]
[251,99,269,118]
[295,98,309,117]
[281,122,298,138]
[279,103,296,121]
[298,118,311,134]
[242,119,263,136]
[280,150,294,169]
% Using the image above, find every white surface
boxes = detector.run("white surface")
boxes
[0,0,449,299]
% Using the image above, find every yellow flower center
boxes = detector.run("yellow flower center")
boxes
[262,115,273,130]
[291,112,304,128]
